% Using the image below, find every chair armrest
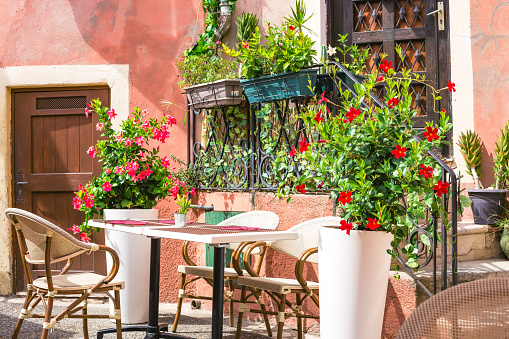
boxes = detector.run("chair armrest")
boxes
[240,241,268,277]
[295,247,319,303]
[59,257,74,275]
[181,241,197,267]
[231,241,255,275]
[97,244,121,284]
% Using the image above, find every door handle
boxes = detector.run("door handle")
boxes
[427,2,444,31]
[17,169,29,204]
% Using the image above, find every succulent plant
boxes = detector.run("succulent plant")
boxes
[494,121,509,189]
[457,130,484,189]
[236,12,259,44]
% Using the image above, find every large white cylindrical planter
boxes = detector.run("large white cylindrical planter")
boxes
[318,226,393,339]
[103,208,157,324]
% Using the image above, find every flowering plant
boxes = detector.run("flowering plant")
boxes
[223,0,316,79]
[278,50,457,268]
[171,181,196,214]
[69,99,177,240]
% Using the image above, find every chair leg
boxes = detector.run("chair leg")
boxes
[296,293,303,339]
[82,299,89,339]
[234,285,248,339]
[172,273,186,333]
[114,289,122,339]
[277,294,287,339]
[251,288,273,337]
[228,280,235,327]
[12,291,34,338]
[41,293,54,339]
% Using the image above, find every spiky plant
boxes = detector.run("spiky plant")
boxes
[494,122,509,189]
[283,0,314,33]
[236,12,259,44]
[457,130,484,189]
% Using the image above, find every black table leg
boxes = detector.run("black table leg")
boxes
[97,237,187,339]
[212,245,226,339]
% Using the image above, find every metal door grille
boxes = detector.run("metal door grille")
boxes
[36,96,87,110]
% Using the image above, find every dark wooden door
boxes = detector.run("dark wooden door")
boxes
[13,88,109,292]
[327,0,450,134]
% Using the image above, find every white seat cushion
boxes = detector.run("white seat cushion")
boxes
[237,276,319,294]
[178,265,247,279]
[33,272,124,291]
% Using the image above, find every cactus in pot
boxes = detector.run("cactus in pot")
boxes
[457,130,484,189]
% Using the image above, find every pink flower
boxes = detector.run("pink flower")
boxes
[85,107,90,118]
[191,187,196,196]
[135,136,145,146]
[68,225,81,234]
[154,125,170,143]
[242,41,249,49]
[80,232,91,243]
[161,156,171,168]
[318,91,330,105]
[87,146,96,158]
[83,193,94,208]
[102,181,112,191]
[114,166,124,175]
[104,168,111,174]
[167,116,177,126]
[125,138,134,147]
[115,133,123,143]
[142,121,150,131]
[107,109,117,119]
[96,122,104,131]
[72,197,81,209]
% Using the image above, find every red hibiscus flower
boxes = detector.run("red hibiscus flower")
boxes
[289,25,295,31]
[418,164,434,179]
[290,146,296,157]
[314,111,324,123]
[423,126,439,142]
[338,191,352,205]
[387,97,399,108]
[346,107,361,122]
[392,145,407,159]
[447,80,456,93]
[366,217,380,230]
[318,91,330,105]
[376,75,385,82]
[295,183,306,194]
[340,220,354,235]
[433,181,449,196]
[380,60,393,73]
[299,139,310,152]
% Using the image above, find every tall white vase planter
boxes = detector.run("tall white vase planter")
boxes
[318,226,393,339]
[103,208,157,324]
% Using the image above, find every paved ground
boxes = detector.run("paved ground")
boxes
[0,296,319,338]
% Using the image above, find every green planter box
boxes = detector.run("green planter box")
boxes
[241,68,318,103]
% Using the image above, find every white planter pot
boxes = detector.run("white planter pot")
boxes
[174,213,188,227]
[103,208,158,324]
[318,226,393,339]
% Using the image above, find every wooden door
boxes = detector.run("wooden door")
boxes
[327,0,450,139]
[13,88,109,292]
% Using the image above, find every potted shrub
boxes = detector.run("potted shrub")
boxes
[457,124,509,224]
[170,180,196,226]
[277,50,459,338]
[69,99,176,324]
[224,0,318,103]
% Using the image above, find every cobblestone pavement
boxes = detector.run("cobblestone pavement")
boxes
[0,296,318,338]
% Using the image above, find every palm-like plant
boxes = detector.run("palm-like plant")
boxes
[494,122,509,189]
[236,12,259,44]
[457,130,484,189]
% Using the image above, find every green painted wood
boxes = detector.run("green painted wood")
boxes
[205,211,243,268]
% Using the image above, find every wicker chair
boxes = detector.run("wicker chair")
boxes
[6,208,124,339]
[396,277,509,339]
[233,216,343,339]
[172,210,280,333]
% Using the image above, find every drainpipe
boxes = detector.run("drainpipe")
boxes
[213,0,233,43]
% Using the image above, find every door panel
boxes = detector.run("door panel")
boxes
[13,88,109,292]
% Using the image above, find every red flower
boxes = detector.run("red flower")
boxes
[433,181,449,196]
[423,126,439,142]
[242,41,249,49]
[289,146,296,157]
[318,91,330,105]
[392,145,407,159]
[107,109,117,119]
[72,197,81,209]
[366,217,380,230]
[447,80,456,92]
[387,97,399,108]
[314,110,324,123]
[86,146,97,158]
[380,60,393,73]
[346,107,361,122]
[340,220,354,235]
[102,181,112,192]
[289,25,295,31]
[376,75,384,82]
[338,191,352,205]
[80,232,91,243]
[318,140,328,143]
[295,183,306,194]
[418,164,434,179]
[318,181,324,189]
[299,139,310,152]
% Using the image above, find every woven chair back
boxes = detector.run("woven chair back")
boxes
[6,208,96,264]
[397,277,509,339]
[217,211,280,250]
[270,217,343,263]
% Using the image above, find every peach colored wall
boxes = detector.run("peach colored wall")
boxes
[470,0,509,187]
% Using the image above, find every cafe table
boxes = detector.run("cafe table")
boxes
[90,219,298,339]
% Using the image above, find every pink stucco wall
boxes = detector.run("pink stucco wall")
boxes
[470,0,509,186]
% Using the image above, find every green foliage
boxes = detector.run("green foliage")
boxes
[176,50,238,88]
[276,57,455,269]
[457,130,483,188]
[329,33,370,75]
[236,12,259,44]
[72,100,178,235]
[494,121,509,189]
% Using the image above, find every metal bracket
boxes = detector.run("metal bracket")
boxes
[17,170,29,204]
[427,2,444,31]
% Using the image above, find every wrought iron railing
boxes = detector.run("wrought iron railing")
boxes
[186,63,458,295]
